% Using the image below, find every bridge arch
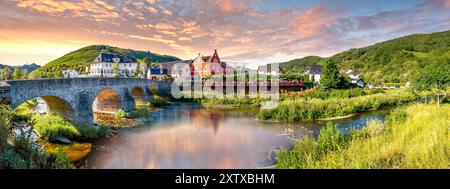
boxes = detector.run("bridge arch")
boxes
[93,88,123,114]
[15,96,75,122]
[131,86,147,106]
[3,78,172,126]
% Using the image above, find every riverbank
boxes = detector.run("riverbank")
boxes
[276,103,450,168]
[258,90,416,122]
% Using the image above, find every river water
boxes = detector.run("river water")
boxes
[84,107,391,169]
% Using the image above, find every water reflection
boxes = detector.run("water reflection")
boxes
[86,108,292,169]
[85,107,390,169]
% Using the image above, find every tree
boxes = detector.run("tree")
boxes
[54,71,63,79]
[320,60,348,89]
[142,57,151,67]
[124,69,129,77]
[134,63,141,78]
[13,69,21,80]
[21,69,29,79]
[28,71,41,79]
[3,67,11,80]
[113,62,119,77]
[413,61,449,91]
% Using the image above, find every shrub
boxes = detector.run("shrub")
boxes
[1,106,75,169]
[115,109,128,118]
[152,95,170,107]
[32,114,111,141]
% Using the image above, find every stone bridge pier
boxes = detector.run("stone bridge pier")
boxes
[0,78,171,126]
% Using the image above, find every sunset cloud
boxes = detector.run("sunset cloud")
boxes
[0,0,448,66]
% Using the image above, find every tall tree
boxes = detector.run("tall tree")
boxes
[21,69,29,80]
[28,71,41,79]
[134,63,141,78]
[3,67,11,80]
[320,60,348,89]
[414,61,450,91]
[54,71,63,79]
[13,69,21,80]
[113,62,119,77]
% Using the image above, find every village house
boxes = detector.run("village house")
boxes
[62,69,80,78]
[190,49,235,80]
[88,52,147,78]
[305,65,323,83]
[148,64,169,80]
[156,50,235,80]
[345,69,365,87]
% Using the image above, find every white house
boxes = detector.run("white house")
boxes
[345,70,361,84]
[305,65,323,83]
[62,70,79,78]
[345,70,365,87]
[89,52,147,78]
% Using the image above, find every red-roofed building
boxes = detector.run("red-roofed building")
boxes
[191,49,234,79]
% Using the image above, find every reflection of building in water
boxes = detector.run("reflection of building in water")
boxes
[189,109,221,133]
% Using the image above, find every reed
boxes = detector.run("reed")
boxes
[258,90,416,122]
[276,104,450,169]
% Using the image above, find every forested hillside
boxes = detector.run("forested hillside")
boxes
[35,45,180,78]
[280,30,450,85]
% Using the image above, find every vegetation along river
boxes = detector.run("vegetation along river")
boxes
[82,106,392,169]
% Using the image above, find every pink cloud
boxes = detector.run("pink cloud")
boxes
[289,5,341,38]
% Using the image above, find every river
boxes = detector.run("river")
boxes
[83,106,391,169]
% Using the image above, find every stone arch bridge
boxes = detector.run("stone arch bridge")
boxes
[0,78,171,126]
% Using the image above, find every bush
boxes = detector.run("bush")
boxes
[115,107,151,119]
[32,114,80,141]
[1,106,75,169]
[115,109,129,118]
[152,95,170,107]
[32,114,111,141]
[386,108,408,125]
[12,100,38,122]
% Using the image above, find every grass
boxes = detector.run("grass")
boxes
[276,103,450,169]
[200,97,266,108]
[13,99,38,121]
[0,105,75,169]
[32,114,111,141]
[258,90,416,122]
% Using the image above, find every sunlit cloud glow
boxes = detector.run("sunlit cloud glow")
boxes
[0,0,448,66]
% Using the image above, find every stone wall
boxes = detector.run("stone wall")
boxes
[3,78,172,125]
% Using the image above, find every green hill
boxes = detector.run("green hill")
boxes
[35,45,180,78]
[279,56,323,73]
[280,30,450,85]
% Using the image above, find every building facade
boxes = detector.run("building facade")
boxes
[88,52,147,78]
[190,49,234,79]
[305,65,323,83]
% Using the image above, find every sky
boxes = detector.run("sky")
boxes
[0,0,449,67]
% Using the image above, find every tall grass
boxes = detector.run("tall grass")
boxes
[258,90,416,122]
[276,104,450,169]
[32,114,111,141]
[201,97,266,108]
[0,105,75,169]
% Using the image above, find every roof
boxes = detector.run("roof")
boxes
[149,68,168,75]
[92,52,137,64]
[306,65,323,75]
[157,60,193,73]
[202,56,212,62]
